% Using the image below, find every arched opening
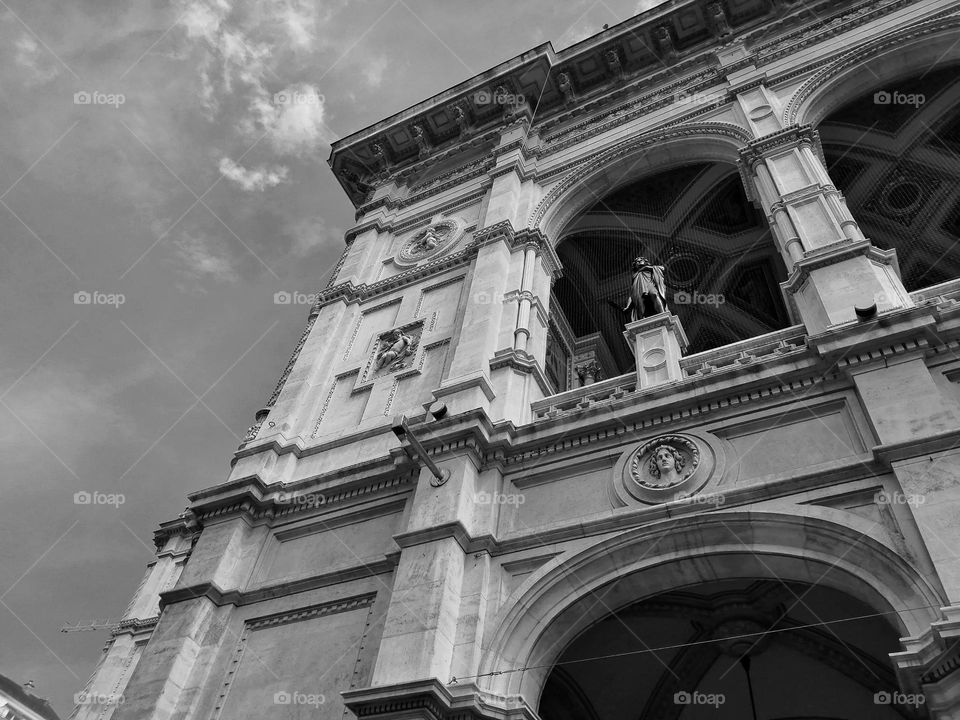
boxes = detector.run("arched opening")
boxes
[545,162,791,390]
[478,511,943,713]
[817,62,960,291]
[539,579,911,720]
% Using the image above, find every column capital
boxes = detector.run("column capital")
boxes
[738,124,825,202]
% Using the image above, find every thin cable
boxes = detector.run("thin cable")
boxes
[448,601,944,684]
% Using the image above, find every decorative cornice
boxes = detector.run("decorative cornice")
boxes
[489,348,553,396]
[780,238,888,295]
[311,247,481,312]
[159,574,387,610]
[343,678,538,720]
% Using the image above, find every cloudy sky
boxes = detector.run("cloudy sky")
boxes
[0,0,660,714]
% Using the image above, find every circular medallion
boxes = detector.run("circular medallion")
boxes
[396,218,465,266]
[611,432,723,506]
[642,348,667,370]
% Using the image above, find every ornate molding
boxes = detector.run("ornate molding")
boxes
[782,13,960,127]
[529,122,752,235]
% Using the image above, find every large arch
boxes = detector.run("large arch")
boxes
[530,122,752,243]
[478,508,944,708]
[786,16,960,129]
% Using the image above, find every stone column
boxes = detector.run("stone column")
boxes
[739,125,912,334]
[623,313,688,389]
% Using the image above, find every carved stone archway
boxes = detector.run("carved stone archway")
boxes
[785,16,960,129]
[477,508,944,709]
[530,122,753,243]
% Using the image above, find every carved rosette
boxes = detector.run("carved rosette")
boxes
[611,431,723,506]
[395,217,465,267]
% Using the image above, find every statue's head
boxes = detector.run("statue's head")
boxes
[648,444,684,479]
[633,256,650,270]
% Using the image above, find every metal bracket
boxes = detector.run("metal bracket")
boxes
[392,414,450,487]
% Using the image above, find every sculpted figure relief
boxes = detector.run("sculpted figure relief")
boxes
[623,255,668,322]
[375,329,416,371]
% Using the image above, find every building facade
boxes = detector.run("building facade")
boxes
[75,0,960,717]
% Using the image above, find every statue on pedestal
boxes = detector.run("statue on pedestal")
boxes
[623,256,668,322]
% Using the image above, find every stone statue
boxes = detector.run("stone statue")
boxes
[604,48,624,79]
[623,256,667,322]
[411,124,430,158]
[376,329,415,370]
[708,2,734,38]
[656,25,679,61]
[557,72,576,106]
[646,444,686,487]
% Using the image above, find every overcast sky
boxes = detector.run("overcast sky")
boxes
[0,0,660,715]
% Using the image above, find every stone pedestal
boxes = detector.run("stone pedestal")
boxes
[623,313,688,389]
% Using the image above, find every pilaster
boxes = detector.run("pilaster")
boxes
[739,125,913,333]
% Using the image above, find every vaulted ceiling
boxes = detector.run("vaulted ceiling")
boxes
[539,579,911,720]
[819,63,960,291]
[553,161,789,371]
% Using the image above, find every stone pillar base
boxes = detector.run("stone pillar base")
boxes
[623,313,688,389]
[782,241,912,334]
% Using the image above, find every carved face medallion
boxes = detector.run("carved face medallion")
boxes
[630,436,699,490]
[612,432,722,506]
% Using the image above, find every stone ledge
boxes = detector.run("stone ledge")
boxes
[343,679,537,720]
[159,563,395,609]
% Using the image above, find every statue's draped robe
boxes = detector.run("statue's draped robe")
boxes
[625,264,667,322]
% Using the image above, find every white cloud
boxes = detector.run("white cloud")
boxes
[218,157,288,191]
[362,55,388,88]
[172,231,239,283]
[283,214,342,257]
[252,83,334,153]
[175,1,333,156]
[13,33,59,85]
[635,0,666,13]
